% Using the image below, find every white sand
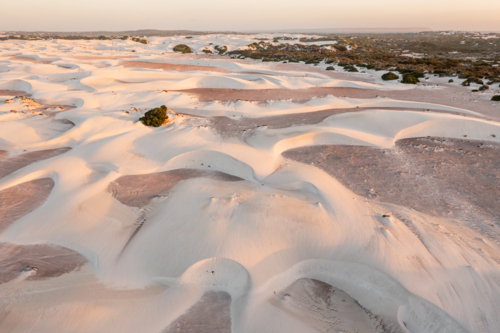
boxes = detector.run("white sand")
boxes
[0,35,499,333]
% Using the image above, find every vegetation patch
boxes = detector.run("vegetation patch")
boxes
[491,95,500,101]
[381,72,399,81]
[343,65,359,72]
[139,105,169,127]
[462,77,484,86]
[326,66,335,71]
[214,45,228,54]
[132,37,148,44]
[173,44,192,53]
[225,32,500,80]
[402,74,420,84]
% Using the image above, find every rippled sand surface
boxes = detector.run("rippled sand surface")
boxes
[0,34,499,333]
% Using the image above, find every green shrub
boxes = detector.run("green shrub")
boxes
[326,66,335,71]
[344,65,359,72]
[402,75,419,84]
[478,85,489,91]
[139,105,168,127]
[472,89,479,92]
[333,45,347,52]
[325,59,335,64]
[382,72,399,81]
[173,44,192,53]
[448,79,454,83]
[202,49,213,54]
[214,45,228,54]
[491,95,500,101]
[139,39,148,44]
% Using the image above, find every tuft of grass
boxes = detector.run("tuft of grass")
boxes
[139,105,169,127]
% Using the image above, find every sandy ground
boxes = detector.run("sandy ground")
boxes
[162,291,232,333]
[0,35,499,333]
[0,90,31,97]
[120,60,230,73]
[175,86,500,121]
[0,148,71,179]
[0,242,87,284]
[0,178,55,232]
[283,137,500,245]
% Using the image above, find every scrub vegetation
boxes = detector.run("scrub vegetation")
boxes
[228,31,500,82]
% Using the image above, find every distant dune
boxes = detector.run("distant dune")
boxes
[2,29,247,37]
[2,27,434,37]
[249,27,433,33]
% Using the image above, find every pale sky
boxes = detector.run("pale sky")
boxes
[1,0,499,32]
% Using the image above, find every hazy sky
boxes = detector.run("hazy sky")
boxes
[1,0,499,32]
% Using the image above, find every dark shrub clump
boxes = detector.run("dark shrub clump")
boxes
[343,65,359,72]
[491,95,500,101]
[214,45,228,54]
[173,44,192,53]
[382,72,399,81]
[139,105,168,127]
[402,74,419,84]
[326,66,335,71]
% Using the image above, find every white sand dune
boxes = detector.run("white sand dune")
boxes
[0,35,499,333]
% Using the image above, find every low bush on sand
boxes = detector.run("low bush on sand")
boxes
[492,95,500,101]
[214,45,228,54]
[402,74,419,84]
[202,49,213,54]
[462,77,484,86]
[382,72,399,81]
[173,44,192,53]
[343,65,359,72]
[132,37,148,44]
[139,105,169,127]
[333,45,347,52]
[478,85,489,91]
[326,66,335,71]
